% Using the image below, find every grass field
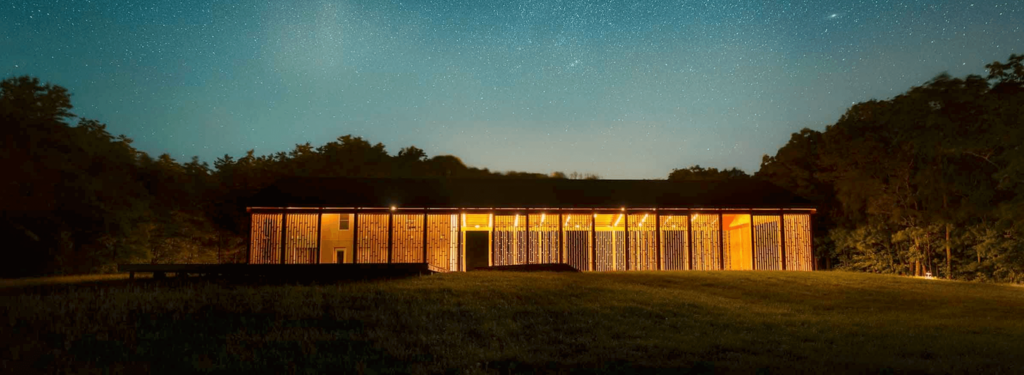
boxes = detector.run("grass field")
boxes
[3,271,1023,374]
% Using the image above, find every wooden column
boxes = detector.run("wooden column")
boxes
[624,212,630,271]
[489,212,494,267]
[655,210,662,271]
[457,212,463,272]
[750,214,756,271]
[352,210,359,264]
[387,211,394,263]
[422,212,429,265]
[525,210,531,265]
[316,209,323,264]
[779,212,787,271]
[718,212,725,270]
[687,212,694,270]
[557,211,564,264]
[279,212,288,264]
[590,211,597,272]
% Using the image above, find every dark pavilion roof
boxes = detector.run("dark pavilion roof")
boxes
[249,177,815,210]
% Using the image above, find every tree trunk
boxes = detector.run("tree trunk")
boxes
[945,224,952,279]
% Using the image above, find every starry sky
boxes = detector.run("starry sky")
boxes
[2,1,1022,178]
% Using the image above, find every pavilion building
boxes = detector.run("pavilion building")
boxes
[246,177,815,272]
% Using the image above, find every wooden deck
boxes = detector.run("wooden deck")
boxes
[118,263,442,281]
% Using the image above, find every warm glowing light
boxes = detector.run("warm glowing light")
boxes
[575,224,580,228]
[488,214,492,228]
[390,206,396,211]
[475,224,480,228]
[540,213,545,223]
[514,214,519,227]
[640,213,648,225]
[613,214,622,227]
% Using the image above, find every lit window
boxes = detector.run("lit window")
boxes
[339,215,350,230]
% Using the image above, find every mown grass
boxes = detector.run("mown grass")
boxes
[2,271,1023,374]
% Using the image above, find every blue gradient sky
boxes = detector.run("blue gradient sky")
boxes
[3,0,1022,178]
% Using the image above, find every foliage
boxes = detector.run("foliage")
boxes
[0,76,556,276]
[667,165,750,180]
[759,54,1024,282]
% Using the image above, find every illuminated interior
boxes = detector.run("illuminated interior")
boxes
[249,209,814,272]
[722,214,752,271]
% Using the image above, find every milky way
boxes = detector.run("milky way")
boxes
[2,0,1022,178]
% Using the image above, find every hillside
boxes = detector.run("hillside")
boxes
[3,271,1023,374]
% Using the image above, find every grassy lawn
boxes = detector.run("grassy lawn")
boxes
[2,271,1023,374]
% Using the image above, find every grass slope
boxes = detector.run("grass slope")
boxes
[2,271,1023,374]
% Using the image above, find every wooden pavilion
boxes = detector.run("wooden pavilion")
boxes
[244,177,815,272]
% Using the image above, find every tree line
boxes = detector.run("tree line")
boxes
[2,54,1021,281]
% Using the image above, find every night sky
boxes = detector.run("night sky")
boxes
[3,1,1021,178]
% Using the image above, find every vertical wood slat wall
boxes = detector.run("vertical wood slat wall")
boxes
[391,214,425,263]
[492,215,527,266]
[426,214,459,272]
[595,214,626,271]
[628,213,658,271]
[356,213,389,263]
[752,215,783,270]
[660,215,689,270]
[529,214,560,264]
[562,214,592,271]
[784,214,813,271]
[691,213,721,270]
[284,213,319,264]
[250,213,282,264]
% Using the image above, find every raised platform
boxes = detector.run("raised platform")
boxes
[472,263,580,272]
[117,263,442,281]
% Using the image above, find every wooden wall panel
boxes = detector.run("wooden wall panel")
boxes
[492,215,527,266]
[250,213,282,264]
[628,213,657,271]
[660,215,689,270]
[784,214,813,271]
[529,213,560,264]
[356,213,389,263]
[562,214,592,271]
[426,214,459,272]
[391,214,424,263]
[284,213,319,264]
[752,215,782,270]
[691,213,721,270]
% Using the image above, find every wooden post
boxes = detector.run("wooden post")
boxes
[422,212,428,266]
[387,211,394,263]
[558,211,564,264]
[750,214,756,271]
[780,212,787,271]
[655,210,661,271]
[718,212,725,270]
[624,212,630,271]
[316,209,323,264]
[279,212,288,264]
[352,210,359,264]
[457,212,463,272]
[489,212,494,267]
[590,211,597,272]
[687,212,694,270]
[525,210,531,265]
